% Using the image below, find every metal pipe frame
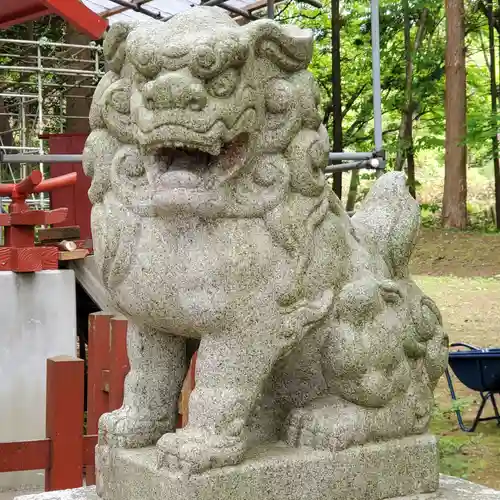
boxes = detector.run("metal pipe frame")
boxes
[1,153,385,173]
[0,38,103,50]
[199,0,257,19]
[267,0,275,19]
[1,154,84,163]
[325,158,383,173]
[370,0,384,169]
[107,0,167,20]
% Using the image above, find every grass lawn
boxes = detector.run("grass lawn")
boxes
[411,230,500,489]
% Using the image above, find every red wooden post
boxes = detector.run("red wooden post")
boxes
[47,134,93,242]
[109,317,130,411]
[45,356,84,491]
[86,312,112,485]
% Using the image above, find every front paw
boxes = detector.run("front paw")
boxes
[99,406,173,448]
[156,428,247,474]
[286,400,366,451]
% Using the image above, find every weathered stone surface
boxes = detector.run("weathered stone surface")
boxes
[13,487,98,500]
[84,3,449,495]
[13,476,500,500]
[96,436,439,500]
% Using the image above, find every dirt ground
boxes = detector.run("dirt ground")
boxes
[411,229,500,489]
[411,229,500,278]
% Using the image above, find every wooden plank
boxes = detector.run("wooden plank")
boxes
[101,369,110,393]
[58,248,89,261]
[82,434,98,467]
[0,439,50,472]
[42,0,108,40]
[178,352,197,428]
[45,356,85,491]
[109,317,130,411]
[86,313,112,485]
[48,134,92,242]
[38,226,81,242]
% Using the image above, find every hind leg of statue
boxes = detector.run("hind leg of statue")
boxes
[156,289,333,475]
[99,322,187,448]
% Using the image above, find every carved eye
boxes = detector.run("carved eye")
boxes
[206,68,238,98]
[109,89,130,114]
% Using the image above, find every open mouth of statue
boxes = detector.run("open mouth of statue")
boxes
[152,133,249,190]
[154,146,211,190]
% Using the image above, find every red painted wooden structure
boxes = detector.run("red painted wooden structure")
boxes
[0,355,92,491]
[45,134,93,244]
[0,0,108,40]
[0,313,198,490]
[0,170,77,271]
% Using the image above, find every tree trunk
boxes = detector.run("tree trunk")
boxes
[0,96,14,184]
[331,0,342,198]
[443,0,468,229]
[395,5,428,179]
[487,0,500,229]
[65,24,92,134]
[345,169,360,212]
[407,126,416,198]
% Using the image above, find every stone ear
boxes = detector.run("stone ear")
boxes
[103,21,137,74]
[244,20,314,71]
[351,172,420,278]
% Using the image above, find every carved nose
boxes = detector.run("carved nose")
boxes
[144,73,208,111]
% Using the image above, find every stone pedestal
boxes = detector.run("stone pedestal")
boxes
[95,435,439,500]
[12,475,500,500]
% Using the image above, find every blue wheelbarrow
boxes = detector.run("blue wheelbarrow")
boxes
[445,342,500,432]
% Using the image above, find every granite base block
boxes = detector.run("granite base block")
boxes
[96,434,439,500]
[12,476,500,500]
[13,487,98,500]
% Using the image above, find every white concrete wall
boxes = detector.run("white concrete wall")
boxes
[0,270,77,491]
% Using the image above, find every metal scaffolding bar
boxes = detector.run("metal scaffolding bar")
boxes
[200,0,257,19]
[371,0,383,162]
[329,152,373,161]
[325,158,383,173]
[1,154,83,163]
[267,0,275,19]
[1,153,386,173]
[106,0,167,20]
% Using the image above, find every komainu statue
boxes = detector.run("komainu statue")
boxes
[84,6,449,499]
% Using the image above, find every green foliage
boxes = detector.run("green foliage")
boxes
[431,401,485,479]
[281,0,448,157]
[279,0,497,212]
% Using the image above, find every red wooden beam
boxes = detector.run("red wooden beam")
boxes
[0,439,50,472]
[45,356,85,492]
[109,317,130,411]
[0,0,108,40]
[83,434,98,467]
[86,313,112,485]
[0,0,50,27]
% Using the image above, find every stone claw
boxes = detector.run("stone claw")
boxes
[156,428,247,475]
[285,399,365,452]
[99,406,173,448]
